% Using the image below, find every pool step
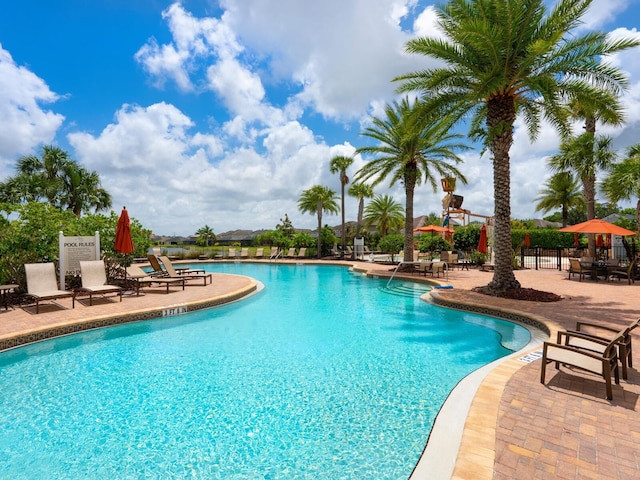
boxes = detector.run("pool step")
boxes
[380,282,431,298]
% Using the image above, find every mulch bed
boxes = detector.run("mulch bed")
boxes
[472,286,563,302]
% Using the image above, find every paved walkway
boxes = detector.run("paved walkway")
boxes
[1,261,639,479]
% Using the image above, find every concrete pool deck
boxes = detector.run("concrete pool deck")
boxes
[1,260,639,479]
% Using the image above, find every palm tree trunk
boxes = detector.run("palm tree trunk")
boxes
[317,201,323,259]
[341,180,346,257]
[584,117,597,257]
[356,198,364,238]
[404,165,416,263]
[487,96,520,291]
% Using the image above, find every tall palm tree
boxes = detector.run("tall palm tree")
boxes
[354,97,467,263]
[363,194,405,237]
[549,133,616,252]
[396,0,638,292]
[534,172,584,227]
[601,144,640,236]
[348,182,374,238]
[297,185,339,258]
[329,155,353,257]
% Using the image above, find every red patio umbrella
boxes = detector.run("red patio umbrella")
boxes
[524,232,531,247]
[477,224,488,254]
[115,206,135,256]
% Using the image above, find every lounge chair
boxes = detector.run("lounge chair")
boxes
[568,258,589,281]
[147,254,170,276]
[269,247,280,261]
[540,330,623,400]
[121,264,186,295]
[239,248,249,259]
[24,262,74,313]
[158,256,212,286]
[284,247,296,258]
[74,260,123,306]
[228,248,237,259]
[254,248,264,259]
[569,318,639,380]
[296,247,307,258]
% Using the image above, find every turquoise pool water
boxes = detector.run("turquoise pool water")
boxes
[0,264,530,479]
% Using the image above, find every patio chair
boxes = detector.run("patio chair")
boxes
[427,261,446,278]
[608,259,637,285]
[120,264,186,295]
[24,262,74,313]
[269,247,280,260]
[254,248,264,259]
[541,330,623,400]
[228,248,237,258]
[74,260,122,307]
[296,247,307,258]
[147,254,170,276]
[415,261,433,276]
[158,256,212,286]
[568,258,589,281]
[239,248,249,259]
[284,247,296,258]
[568,318,640,380]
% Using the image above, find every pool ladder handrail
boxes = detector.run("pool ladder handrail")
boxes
[386,260,448,288]
[270,249,282,262]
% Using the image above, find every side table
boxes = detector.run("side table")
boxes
[1,284,19,310]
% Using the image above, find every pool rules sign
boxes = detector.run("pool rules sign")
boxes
[59,232,101,290]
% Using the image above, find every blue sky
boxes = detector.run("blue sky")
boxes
[1,0,640,236]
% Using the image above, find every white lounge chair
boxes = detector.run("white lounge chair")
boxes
[74,260,122,306]
[254,248,264,259]
[122,264,186,295]
[158,256,212,286]
[24,262,74,313]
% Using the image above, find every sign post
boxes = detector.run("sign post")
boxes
[59,232,101,290]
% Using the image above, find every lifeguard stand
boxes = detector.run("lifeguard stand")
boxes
[440,177,494,228]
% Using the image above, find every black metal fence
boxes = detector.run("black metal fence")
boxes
[519,246,629,270]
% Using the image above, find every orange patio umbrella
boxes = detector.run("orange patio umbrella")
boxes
[558,219,636,236]
[414,224,454,234]
[477,224,488,254]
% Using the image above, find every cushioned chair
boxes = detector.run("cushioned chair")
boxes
[568,258,589,281]
[24,262,74,313]
[569,318,639,380]
[541,330,624,400]
[74,260,122,306]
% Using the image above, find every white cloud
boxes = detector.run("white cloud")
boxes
[0,44,64,176]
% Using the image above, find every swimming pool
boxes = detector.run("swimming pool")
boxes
[0,264,530,479]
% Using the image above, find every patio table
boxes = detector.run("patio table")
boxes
[0,284,18,310]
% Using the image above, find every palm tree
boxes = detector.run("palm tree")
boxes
[60,162,112,217]
[601,144,640,236]
[0,145,112,216]
[297,185,339,258]
[549,133,616,253]
[534,172,584,227]
[363,194,405,237]
[354,97,467,263]
[348,182,374,238]
[329,155,353,257]
[195,225,216,247]
[396,0,638,292]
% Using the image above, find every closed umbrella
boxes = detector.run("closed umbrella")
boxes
[115,207,135,281]
[477,224,488,254]
[524,232,531,247]
[573,233,579,247]
[596,234,604,247]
